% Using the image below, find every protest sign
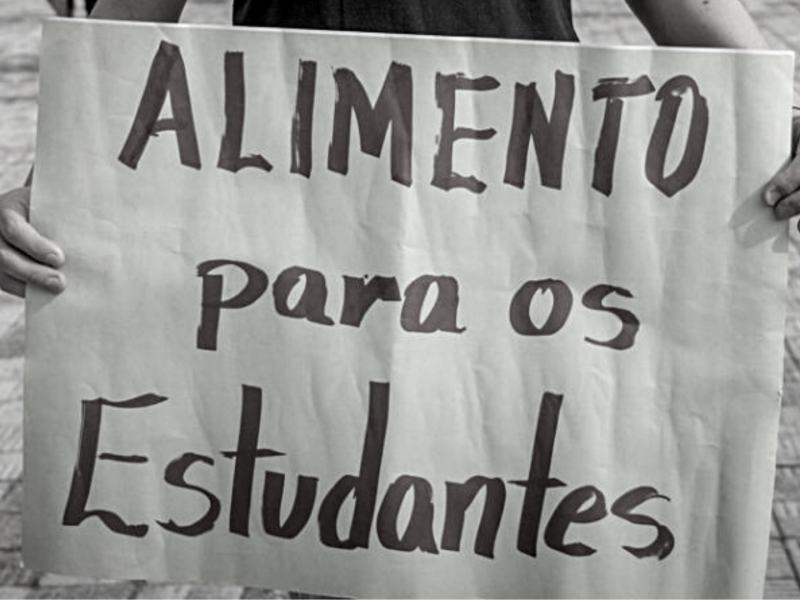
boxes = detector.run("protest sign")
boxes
[22,18,794,598]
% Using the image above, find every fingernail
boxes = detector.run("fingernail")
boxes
[45,275,65,293]
[764,187,781,206]
[45,252,62,268]
[775,200,795,219]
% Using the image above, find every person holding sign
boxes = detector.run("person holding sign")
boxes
[3,1,797,598]
[0,0,797,292]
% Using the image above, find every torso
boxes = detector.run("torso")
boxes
[232,0,578,42]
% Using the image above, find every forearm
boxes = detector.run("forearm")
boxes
[625,0,769,49]
[89,0,188,22]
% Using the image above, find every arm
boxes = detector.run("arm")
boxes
[624,0,769,49]
[90,0,188,22]
[626,0,800,219]
[0,0,190,297]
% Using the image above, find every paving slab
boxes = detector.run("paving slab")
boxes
[776,466,800,502]
[0,559,38,588]
[765,577,800,600]
[769,539,797,579]
[0,459,21,485]
[0,588,32,600]
[775,500,800,538]
[787,538,800,583]
[26,582,140,599]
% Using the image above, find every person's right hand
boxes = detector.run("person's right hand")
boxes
[764,109,800,219]
[0,186,65,297]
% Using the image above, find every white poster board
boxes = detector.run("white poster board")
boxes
[23,19,794,598]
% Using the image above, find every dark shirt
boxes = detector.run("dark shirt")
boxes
[233,0,578,42]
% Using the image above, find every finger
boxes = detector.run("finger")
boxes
[0,245,66,294]
[763,156,800,207]
[0,189,64,267]
[0,274,25,298]
[774,188,800,220]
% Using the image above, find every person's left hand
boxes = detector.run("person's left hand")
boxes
[764,109,800,219]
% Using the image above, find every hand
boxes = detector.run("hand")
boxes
[764,109,800,219]
[0,186,65,297]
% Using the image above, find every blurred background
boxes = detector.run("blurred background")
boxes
[0,0,798,597]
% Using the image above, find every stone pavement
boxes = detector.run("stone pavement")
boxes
[0,0,798,597]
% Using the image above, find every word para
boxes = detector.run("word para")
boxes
[196,259,465,351]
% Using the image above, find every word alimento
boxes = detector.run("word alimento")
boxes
[117,40,709,198]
